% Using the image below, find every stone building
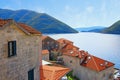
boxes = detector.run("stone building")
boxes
[42,36,59,50]
[0,19,42,80]
[42,36,59,60]
[57,38,73,50]
[60,43,114,80]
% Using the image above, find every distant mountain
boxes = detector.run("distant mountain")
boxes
[75,26,106,32]
[0,9,78,34]
[101,20,120,34]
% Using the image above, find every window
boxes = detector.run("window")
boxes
[8,41,16,57]
[28,69,34,80]
[70,60,72,63]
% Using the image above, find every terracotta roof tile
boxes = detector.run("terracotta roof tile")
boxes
[78,50,88,58]
[0,19,12,27]
[62,44,80,57]
[42,50,49,55]
[0,19,41,34]
[62,45,114,72]
[18,23,41,34]
[57,38,73,44]
[80,55,114,71]
[40,65,70,80]
[63,44,79,50]
[42,36,48,40]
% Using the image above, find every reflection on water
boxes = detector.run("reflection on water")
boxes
[49,32,120,68]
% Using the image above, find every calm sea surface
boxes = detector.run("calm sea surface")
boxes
[48,32,120,68]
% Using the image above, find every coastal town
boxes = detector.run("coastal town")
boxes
[0,19,120,80]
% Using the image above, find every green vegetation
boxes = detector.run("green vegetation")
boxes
[67,70,80,80]
[0,9,78,34]
[101,20,120,34]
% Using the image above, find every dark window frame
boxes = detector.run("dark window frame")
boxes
[8,41,17,57]
[28,69,34,80]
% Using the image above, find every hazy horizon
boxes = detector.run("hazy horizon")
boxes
[0,0,120,28]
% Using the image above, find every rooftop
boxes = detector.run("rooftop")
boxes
[18,23,41,34]
[42,50,49,55]
[0,19,41,35]
[0,19,12,27]
[40,65,70,80]
[62,43,114,72]
[81,55,114,71]
[57,38,73,44]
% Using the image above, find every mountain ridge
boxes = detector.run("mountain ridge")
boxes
[101,20,120,34]
[0,8,78,34]
[75,26,106,32]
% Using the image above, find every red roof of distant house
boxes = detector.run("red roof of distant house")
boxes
[78,50,88,59]
[63,44,79,50]
[62,43,80,57]
[80,55,114,72]
[40,65,70,80]
[42,50,49,55]
[57,38,73,44]
[62,44,114,72]
[0,19,41,34]
[42,36,48,40]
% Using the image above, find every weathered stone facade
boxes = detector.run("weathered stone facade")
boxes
[42,36,59,50]
[42,36,59,60]
[0,20,42,80]
[61,55,114,80]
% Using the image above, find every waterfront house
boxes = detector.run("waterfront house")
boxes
[0,19,42,80]
[59,42,114,80]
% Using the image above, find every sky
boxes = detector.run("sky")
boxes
[0,0,120,28]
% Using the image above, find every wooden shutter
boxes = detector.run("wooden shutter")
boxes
[28,69,34,80]
[13,41,16,55]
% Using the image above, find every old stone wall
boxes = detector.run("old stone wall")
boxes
[61,55,114,80]
[0,22,41,80]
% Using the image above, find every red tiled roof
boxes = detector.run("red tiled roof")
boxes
[57,38,73,44]
[0,19,12,27]
[62,45,114,72]
[40,65,70,80]
[78,50,88,58]
[42,36,48,40]
[62,44,80,57]
[80,55,114,72]
[18,23,41,34]
[63,44,79,50]
[0,19,41,34]
[63,50,79,57]
[42,50,49,55]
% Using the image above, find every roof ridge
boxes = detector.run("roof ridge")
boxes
[91,55,100,71]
